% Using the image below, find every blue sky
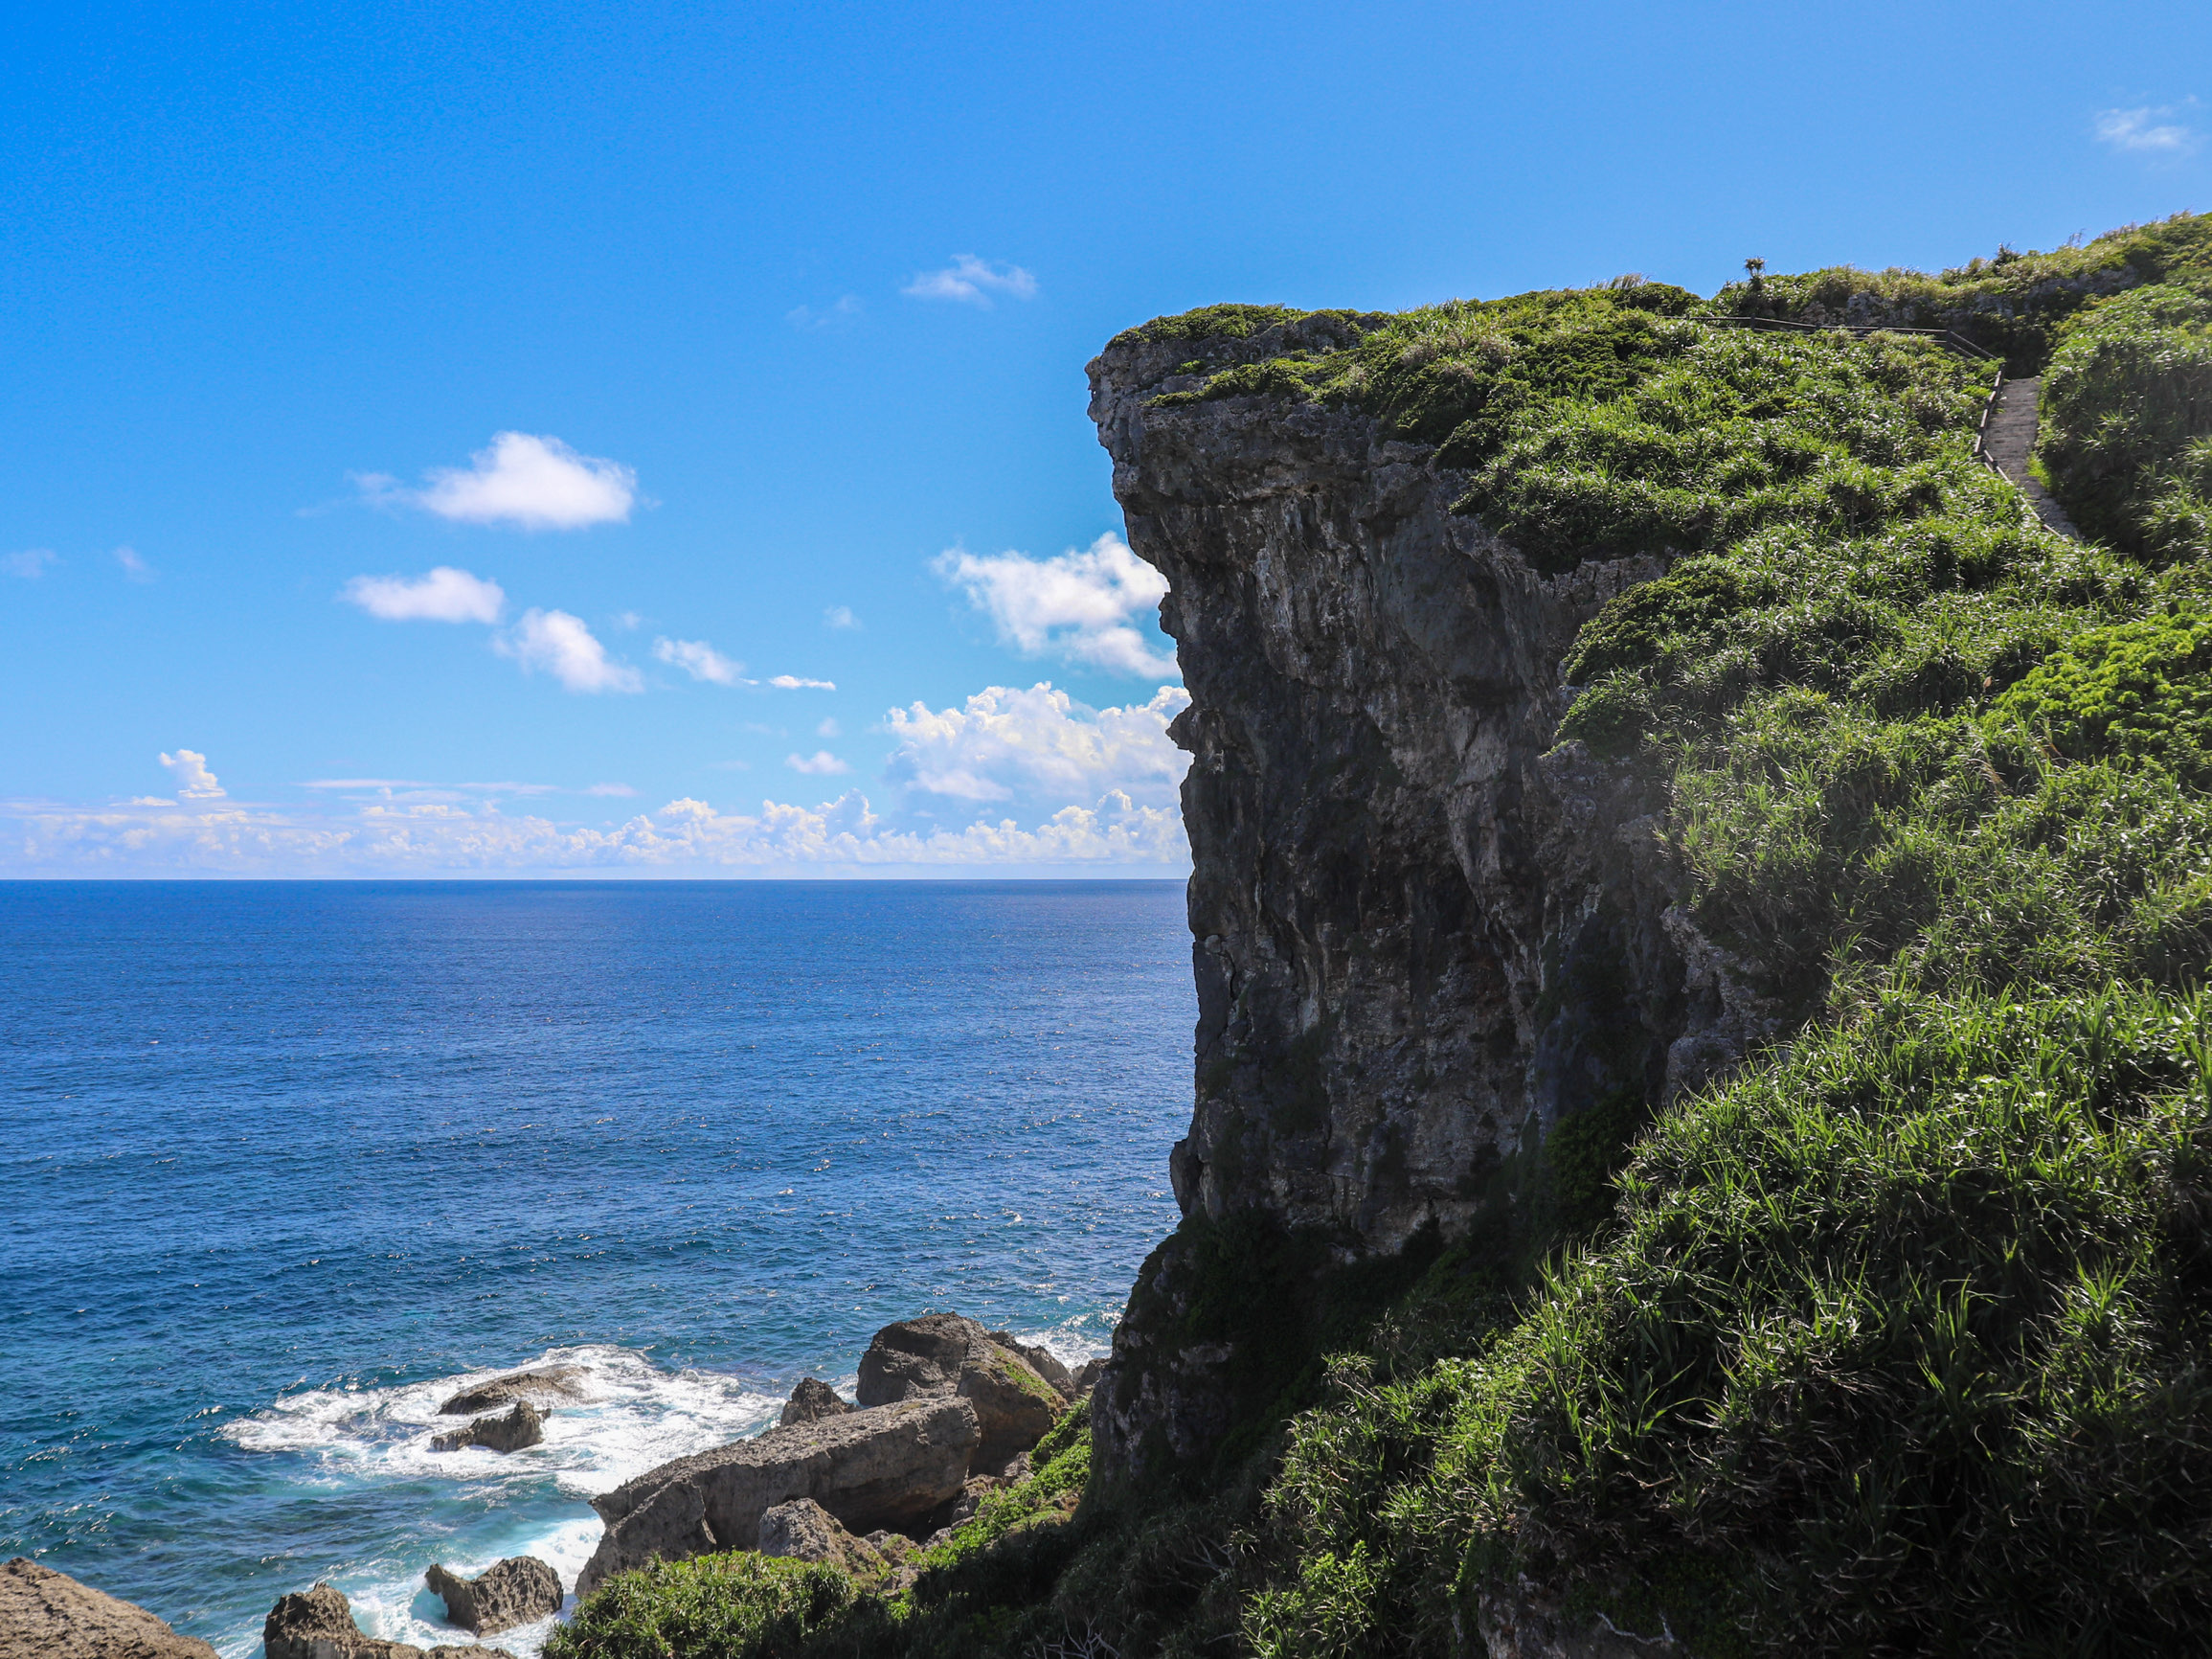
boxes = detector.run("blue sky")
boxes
[3,0,2205,875]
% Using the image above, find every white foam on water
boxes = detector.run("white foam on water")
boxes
[218,1346,779,1656]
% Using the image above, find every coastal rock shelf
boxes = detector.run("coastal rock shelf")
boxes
[0,1557,219,1659]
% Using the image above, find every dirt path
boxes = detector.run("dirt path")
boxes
[1980,376,2082,539]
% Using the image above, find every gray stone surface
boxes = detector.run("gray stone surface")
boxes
[1980,376,2082,539]
[439,1366,586,1417]
[856,1313,1062,1472]
[756,1499,886,1576]
[262,1583,418,1659]
[576,1395,980,1597]
[424,1557,561,1636]
[779,1376,852,1426]
[1085,314,1778,1477]
[0,1557,217,1659]
[431,1401,544,1454]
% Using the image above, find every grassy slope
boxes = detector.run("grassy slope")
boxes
[551,216,2212,1658]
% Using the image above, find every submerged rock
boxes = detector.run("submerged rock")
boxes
[439,1366,585,1417]
[576,1395,979,1596]
[0,1557,217,1659]
[424,1557,562,1636]
[856,1313,1063,1472]
[430,1401,544,1454]
[778,1376,852,1426]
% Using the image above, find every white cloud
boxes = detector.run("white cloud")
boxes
[817,717,842,739]
[654,636,744,685]
[787,751,851,775]
[497,608,643,693]
[5,549,56,579]
[360,432,639,530]
[884,682,1190,805]
[0,789,1186,875]
[824,605,861,629]
[115,546,154,581]
[902,255,1039,307]
[158,749,226,800]
[788,296,863,330]
[340,566,507,624]
[770,674,837,690]
[935,533,1174,676]
[2094,104,2201,155]
[588,782,637,797]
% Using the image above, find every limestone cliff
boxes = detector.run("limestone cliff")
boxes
[1086,312,1777,1476]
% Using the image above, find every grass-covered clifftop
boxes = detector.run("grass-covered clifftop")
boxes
[552,215,2212,1657]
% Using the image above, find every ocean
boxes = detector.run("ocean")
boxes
[0,880,1193,1656]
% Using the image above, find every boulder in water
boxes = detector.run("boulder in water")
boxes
[779,1377,852,1427]
[263,1581,517,1659]
[439,1366,585,1416]
[423,1557,562,1636]
[430,1401,543,1454]
[0,1557,217,1659]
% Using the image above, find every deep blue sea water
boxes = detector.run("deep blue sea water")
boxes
[0,881,1192,1656]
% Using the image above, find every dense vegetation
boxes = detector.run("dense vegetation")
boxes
[553,216,2212,1657]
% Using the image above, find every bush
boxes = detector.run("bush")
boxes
[2039,283,2212,552]
[546,1554,859,1659]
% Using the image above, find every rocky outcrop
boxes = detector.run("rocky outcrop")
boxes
[262,1582,515,1659]
[439,1366,585,1416]
[756,1500,889,1577]
[1085,314,1773,1477]
[987,1330,1074,1398]
[430,1401,543,1454]
[779,1377,852,1426]
[576,1396,980,1597]
[857,1314,1066,1472]
[0,1558,217,1659]
[424,1558,562,1636]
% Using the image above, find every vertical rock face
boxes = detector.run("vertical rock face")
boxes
[1085,317,1773,1474]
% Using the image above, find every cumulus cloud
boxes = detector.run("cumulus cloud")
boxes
[824,605,860,629]
[884,682,1190,806]
[358,432,639,530]
[769,673,836,690]
[902,255,1039,307]
[2094,104,2201,155]
[787,751,851,775]
[341,566,507,624]
[5,548,56,579]
[0,789,1186,875]
[497,608,643,693]
[935,533,1174,676]
[158,749,226,800]
[654,636,744,685]
[114,546,154,581]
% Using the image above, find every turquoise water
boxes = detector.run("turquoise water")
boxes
[0,880,1192,1655]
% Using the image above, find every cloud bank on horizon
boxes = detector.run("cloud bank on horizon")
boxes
[1,682,1192,875]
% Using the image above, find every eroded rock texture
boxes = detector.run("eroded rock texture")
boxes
[1086,315,1774,1474]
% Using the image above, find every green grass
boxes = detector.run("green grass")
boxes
[554,216,2212,1656]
